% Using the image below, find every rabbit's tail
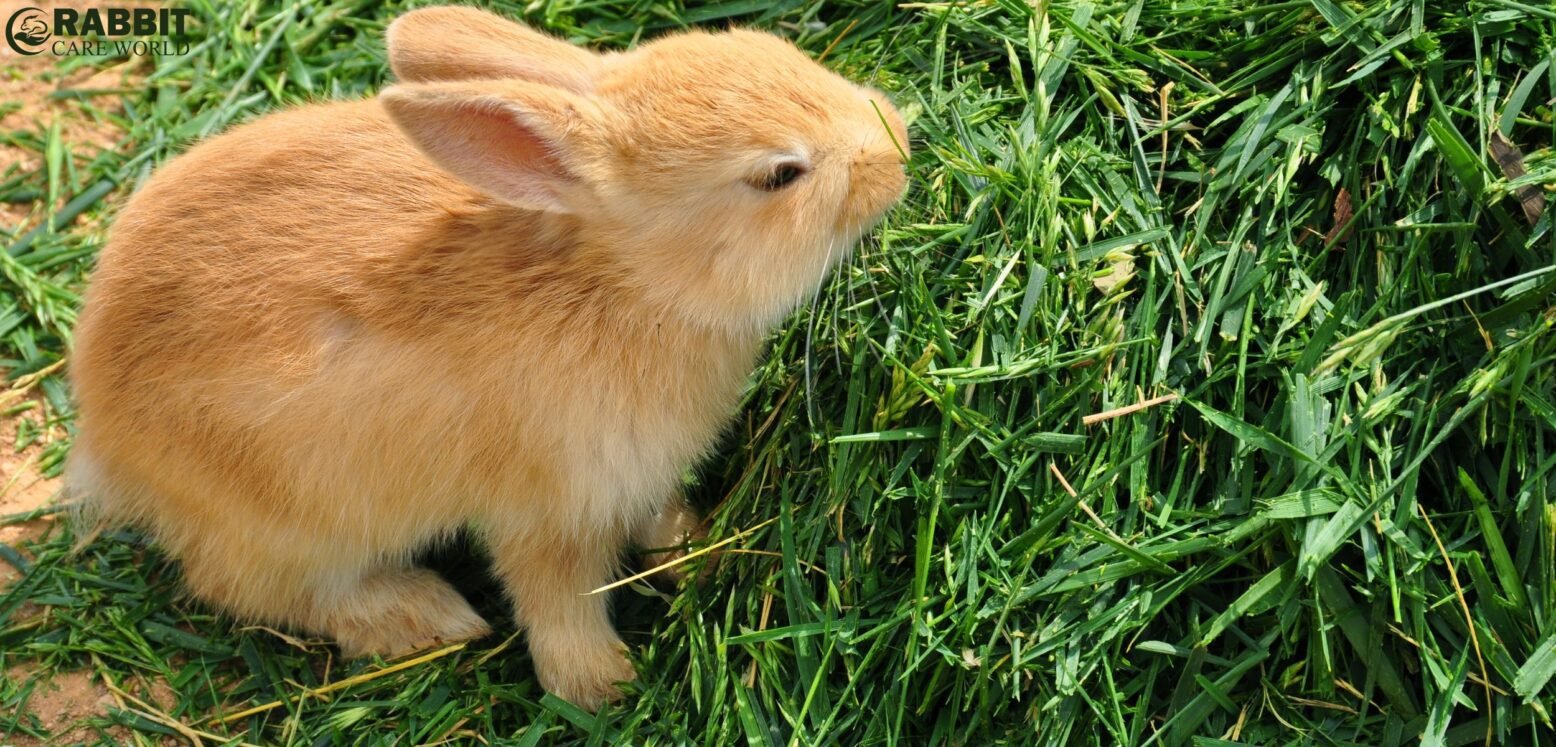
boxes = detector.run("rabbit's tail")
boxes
[63,443,133,550]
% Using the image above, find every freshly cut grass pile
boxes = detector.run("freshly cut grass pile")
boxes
[2,0,1555,744]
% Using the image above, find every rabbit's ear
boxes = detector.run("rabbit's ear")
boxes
[381,82,604,214]
[386,7,600,92]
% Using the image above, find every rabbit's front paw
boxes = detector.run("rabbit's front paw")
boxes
[534,638,636,710]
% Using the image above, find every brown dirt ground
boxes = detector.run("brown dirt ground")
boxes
[0,395,63,601]
[3,666,117,745]
[0,426,60,545]
[2,664,184,745]
[0,0,150,229]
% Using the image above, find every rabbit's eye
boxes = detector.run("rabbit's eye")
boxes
[752,161,807,192]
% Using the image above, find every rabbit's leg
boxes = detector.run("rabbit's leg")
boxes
[316,567,492,657]
[489,528,635,710]
[179,542,489,657]
[633,492,705,579]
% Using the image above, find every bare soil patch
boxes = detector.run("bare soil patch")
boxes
[3,666,117,746]
[0,0,149,229]
[0,665,185,746]
[0,405,63,579]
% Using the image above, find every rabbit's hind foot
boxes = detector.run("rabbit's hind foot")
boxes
[323,567,492,659]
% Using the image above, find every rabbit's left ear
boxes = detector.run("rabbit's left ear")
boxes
[386,7,600,93]
[381,81,605,215]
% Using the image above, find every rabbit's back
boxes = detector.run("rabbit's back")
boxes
[82,99,472,352]
[72,100,455,551]
[72,100,559,547]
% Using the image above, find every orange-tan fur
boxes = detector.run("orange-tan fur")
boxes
[67,6,907,708]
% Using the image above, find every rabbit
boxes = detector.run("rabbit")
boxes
[66,5,908,709]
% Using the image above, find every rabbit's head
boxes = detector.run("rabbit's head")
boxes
[382,8,909,330]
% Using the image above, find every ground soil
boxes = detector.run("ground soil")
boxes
[3,662,183,746]
[0,394,62,589]
[4,666,117,746]
[1,0,149,228]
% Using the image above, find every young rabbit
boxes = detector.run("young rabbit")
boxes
[67,6,907,708]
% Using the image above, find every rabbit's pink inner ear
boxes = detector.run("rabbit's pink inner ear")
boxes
[386,94,579,214]
[461,106,578,206]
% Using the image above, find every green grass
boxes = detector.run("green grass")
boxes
[2,0,1555,744]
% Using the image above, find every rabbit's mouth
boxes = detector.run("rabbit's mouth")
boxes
[836,161,909,237]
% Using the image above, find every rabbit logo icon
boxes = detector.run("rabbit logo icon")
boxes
[5,7,51,55]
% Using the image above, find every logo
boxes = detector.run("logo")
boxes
[5,7,50,55]
[5,6,192,57]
